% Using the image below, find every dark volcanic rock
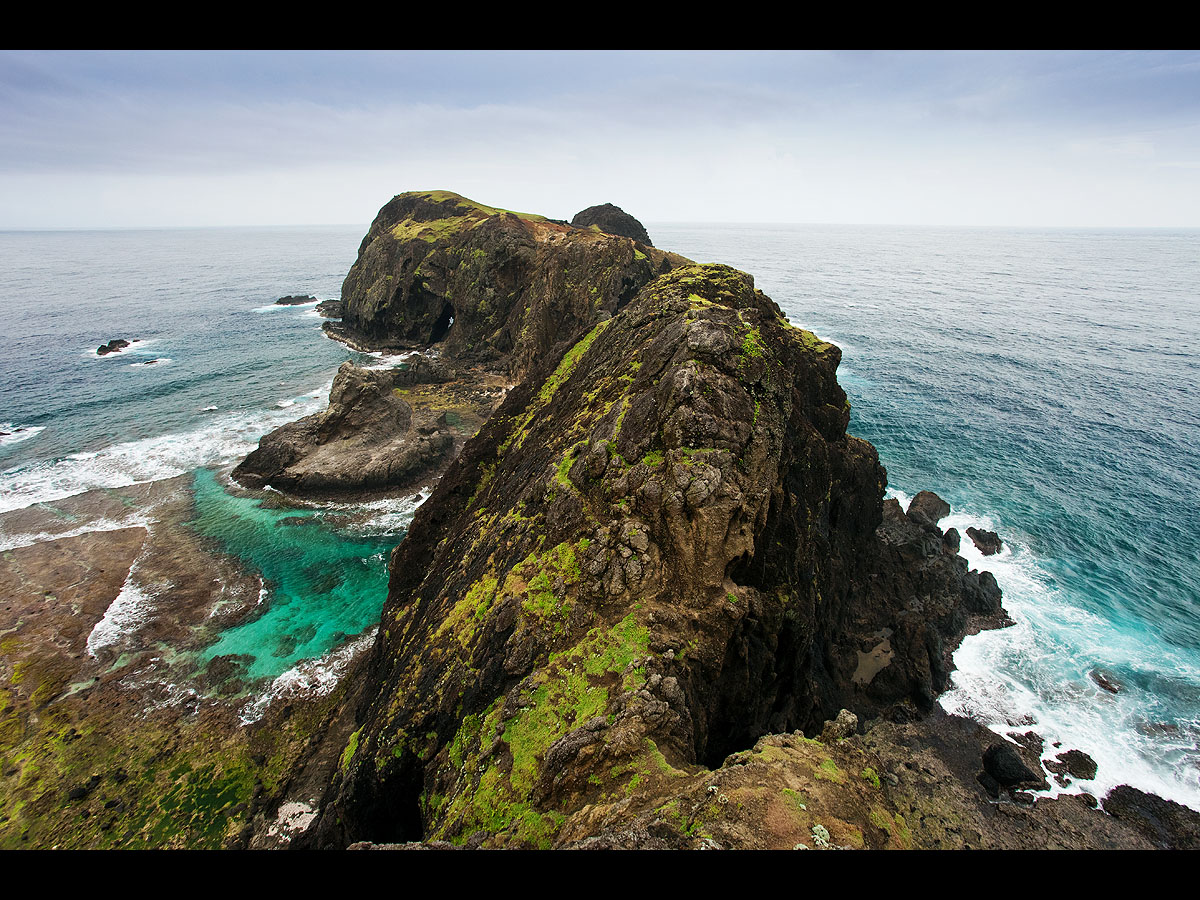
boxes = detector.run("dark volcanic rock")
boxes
[96,339,130,356]
[982,742,1044,788]
[275,294,317,305]
[315,299,344,318]
[907,490,950,528]
[966,526,1003,555]
[233,361,452,495]
[570,203,654,247]
[298,262,1008,850]
[1104,785,1200,849]
[1091,668,1123,694]
[1047,748,1098,781]
[332,191,685,379]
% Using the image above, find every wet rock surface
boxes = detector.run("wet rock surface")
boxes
[96,339,131,356]
[966,526,1003,555]
[0,479,346,849]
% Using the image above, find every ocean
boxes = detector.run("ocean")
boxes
[1,222,1197,810]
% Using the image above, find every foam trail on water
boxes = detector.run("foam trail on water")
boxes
[932,500,1200,810]
[240,629,376,725]
[87,560,158,657]
[0,512,153,552]
[0,424,45,448]
[326,487,433,536]
[0,383,332,515]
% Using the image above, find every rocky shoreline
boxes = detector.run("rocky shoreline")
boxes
[3,191,1197,850]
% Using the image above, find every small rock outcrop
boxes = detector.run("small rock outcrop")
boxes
[275,294,317,306]
[315,299,344,318]
[570,203,653,247]
[97,339,130,356]
[966,526,1003,555]
[906,490,950,528]
[233,361,453,495]
[298,263,1006,849]
[1103,785,1200,849]
[1048,749,1098,782]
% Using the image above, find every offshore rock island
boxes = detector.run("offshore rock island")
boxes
[2,191,1197,850]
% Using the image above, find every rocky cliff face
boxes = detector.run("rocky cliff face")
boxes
[330,191,685,380]
[298,262,1004,849]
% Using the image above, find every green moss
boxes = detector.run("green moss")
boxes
[433,614,650,848]
[633,248,647,261]
[556,444,580,490]
[340,727,362,773]
[741,326,766,359]
[642,449,664,467]
[814,757,846,784]
[861,766,881,788]
[782,787,808,816]
[538,319,612,404]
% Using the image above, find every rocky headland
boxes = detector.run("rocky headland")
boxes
[5,191,1197,850]
[244,191,1194,850]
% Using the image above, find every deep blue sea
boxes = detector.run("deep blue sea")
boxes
[1,223,1197,809]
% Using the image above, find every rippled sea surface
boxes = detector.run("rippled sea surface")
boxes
[2,223,1197,807]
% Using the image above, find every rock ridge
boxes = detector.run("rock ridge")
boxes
[296,261,1007,849]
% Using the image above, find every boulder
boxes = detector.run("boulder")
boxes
[570,203,654,246]
[96,339,130,356]
[907,490,950,528]
[966,526,1003,555]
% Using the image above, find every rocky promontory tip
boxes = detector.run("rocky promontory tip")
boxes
[233,360,455,495]
[570,202,653,246]
[329,190,685,380]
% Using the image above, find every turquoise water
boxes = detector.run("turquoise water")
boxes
[188,468,399,680]
[1,223,1197,808]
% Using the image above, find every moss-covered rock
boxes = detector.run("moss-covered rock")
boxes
[298,261,1007,849]
[331,191,687,381]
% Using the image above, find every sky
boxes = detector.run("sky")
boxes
[2,50,1200,229]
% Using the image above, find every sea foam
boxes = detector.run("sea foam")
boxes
[0,386,331,515]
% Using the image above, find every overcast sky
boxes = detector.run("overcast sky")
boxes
[3,50,1199,229]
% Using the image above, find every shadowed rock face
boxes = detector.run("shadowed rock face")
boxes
[332,191,683,380]
[570,203,654,247]
[299,262,1005,849]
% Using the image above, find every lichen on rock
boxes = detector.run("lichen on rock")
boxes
[297,259,1006,849]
